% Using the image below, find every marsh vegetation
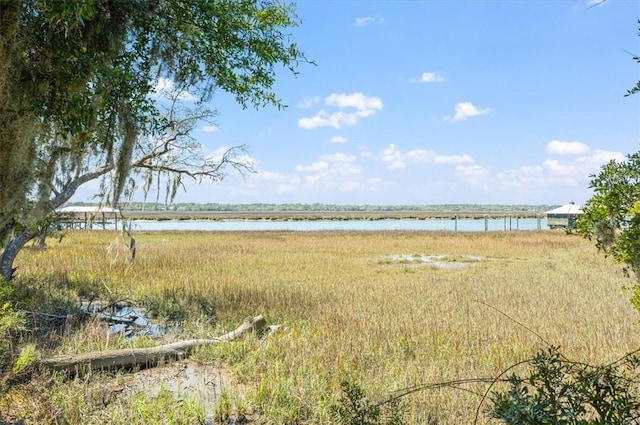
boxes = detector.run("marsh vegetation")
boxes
[1,230,637,424]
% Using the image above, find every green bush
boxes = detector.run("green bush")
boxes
[331,380,407,425]
[486,346,640,424]
[12,343,40,374]
[0,280,26,378]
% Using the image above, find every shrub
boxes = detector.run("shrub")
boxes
[331,380,407,425]
[486,346,640,424]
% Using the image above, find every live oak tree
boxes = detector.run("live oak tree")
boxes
[576,20,640,308]
[0,0,307,281]
[576,153,640,291]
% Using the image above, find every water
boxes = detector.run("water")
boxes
[113,217,548,232]
[78,299,174,338]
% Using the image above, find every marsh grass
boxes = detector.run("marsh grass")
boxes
[2,230,639,423]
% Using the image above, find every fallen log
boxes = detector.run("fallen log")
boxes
[39,315,266,374]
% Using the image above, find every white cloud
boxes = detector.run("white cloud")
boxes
[380,144,406,170]
[298,96,321,108]
[535,149,624,184]
[326,93,383,110]
[379,145,474,170]
[494,165,569,194]
[247,154,367,196]
[542,159,576,176]
[403,149,432,163]
[546,140,590,155]
[434,154,474,164]
[320,153,357,163]
[339,181,362,192]
[152,78,196,101]
[445,102,491,122]
[202,125,219,133]
[298,110,340,129]
[298,110,363,129]
[155,138,627,205]
[360,148,373,158]
[298,92,383,130]
[253,171,301,194]
[412,72,445,83]
[294,152,364,193]
[330,136,349,144]
[455,164,492,188]
[355,16,383,26]
[454,144,626,200]
[206,147,257,171]
[584,149,625,164]
[295,161,328,172]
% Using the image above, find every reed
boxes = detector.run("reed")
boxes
[3,230,638,424]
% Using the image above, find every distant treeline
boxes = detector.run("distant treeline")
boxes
[67,202,559,213]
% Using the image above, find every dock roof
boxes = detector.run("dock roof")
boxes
[545,203,583,215]
[57,206,120,213]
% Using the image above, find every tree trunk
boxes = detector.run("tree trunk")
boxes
[0,166,114,282]
[39,315,267,375]
[0,229,36,281]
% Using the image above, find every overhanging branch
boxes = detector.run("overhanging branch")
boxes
[49,165,114,210]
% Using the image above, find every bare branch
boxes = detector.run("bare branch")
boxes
[48,165,114,211]
[586,0,607,10]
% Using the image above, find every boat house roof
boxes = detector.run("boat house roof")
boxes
[57,206,120,214]
[545,203,583,215]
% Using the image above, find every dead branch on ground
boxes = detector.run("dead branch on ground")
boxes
[38,315,266,375]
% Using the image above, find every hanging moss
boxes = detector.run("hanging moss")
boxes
[0,0,307,280]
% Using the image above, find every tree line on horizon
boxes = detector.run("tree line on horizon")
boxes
[66,201,560,213]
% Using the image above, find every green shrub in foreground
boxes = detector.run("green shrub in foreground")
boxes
[331,380,407,425]
[487,346,640,424]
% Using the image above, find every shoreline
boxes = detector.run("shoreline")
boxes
[120,210,545,221]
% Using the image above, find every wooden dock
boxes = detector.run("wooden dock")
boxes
[56,206,121,230]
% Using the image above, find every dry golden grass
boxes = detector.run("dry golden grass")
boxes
[5,230,640,424]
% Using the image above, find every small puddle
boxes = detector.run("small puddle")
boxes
[381,254,481,269]
[77,299,176,338]
[77,300,225,422]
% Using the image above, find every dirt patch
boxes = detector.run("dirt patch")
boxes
[380,254,482,269]
[122,360,227,404]
[104,359,234,423]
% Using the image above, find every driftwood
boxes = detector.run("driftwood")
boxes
[39,315,266,374]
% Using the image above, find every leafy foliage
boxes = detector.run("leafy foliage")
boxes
[0,0,307,280]
[331,380,407,425]
[576,153,640,278]
[0,280,25,376]
[12,343,40,375]
[575,151,640,317]
[487,346,640,424]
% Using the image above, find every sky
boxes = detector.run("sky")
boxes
[75,0,640,206]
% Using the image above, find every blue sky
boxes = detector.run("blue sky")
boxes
[77,0,640,206]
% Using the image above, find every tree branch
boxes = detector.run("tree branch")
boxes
[38,315,267,375]
[48,165,114,211]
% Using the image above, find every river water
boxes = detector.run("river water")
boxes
[116,217,548,232]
